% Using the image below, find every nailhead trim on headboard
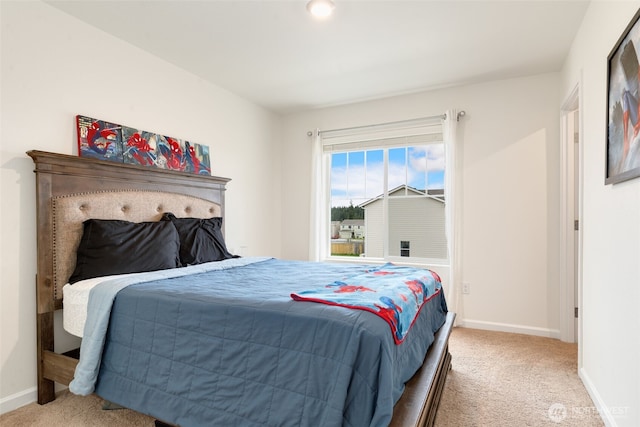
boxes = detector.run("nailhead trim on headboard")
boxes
[51,190,221,299]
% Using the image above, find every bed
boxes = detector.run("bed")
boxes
[28,150,455,427]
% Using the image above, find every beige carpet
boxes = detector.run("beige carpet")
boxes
[0,327,603,427]
[434,328,603,427]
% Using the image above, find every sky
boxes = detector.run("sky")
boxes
[330,144,445,207]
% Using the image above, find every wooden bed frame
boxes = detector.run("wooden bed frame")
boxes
[28,150,455,427]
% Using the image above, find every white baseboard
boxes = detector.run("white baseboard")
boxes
[459,318,561,339]
[0,387,36,415]
[579,368,619,427]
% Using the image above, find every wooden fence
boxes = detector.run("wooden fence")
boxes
[331,241,364,256]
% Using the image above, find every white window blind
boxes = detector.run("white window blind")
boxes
[321,117,443,151]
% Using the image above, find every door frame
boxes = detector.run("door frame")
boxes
[559,80,583,359]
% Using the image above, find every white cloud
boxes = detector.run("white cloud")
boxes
[330,144,445,207]
[408,145,445,172]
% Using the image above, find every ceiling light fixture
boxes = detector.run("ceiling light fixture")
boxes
[307,0,335,18]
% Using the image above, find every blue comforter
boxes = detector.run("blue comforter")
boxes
[74,258,447,427]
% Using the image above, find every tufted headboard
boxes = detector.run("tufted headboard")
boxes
[28,150,230,309]
[27,150,231,404]
[51,190,221,300]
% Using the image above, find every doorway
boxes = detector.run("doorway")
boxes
[560,84,582,354]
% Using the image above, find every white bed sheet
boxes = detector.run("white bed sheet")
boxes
[62,258,270,338]
[62,273,137,337]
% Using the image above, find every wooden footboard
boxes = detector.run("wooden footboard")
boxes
[390,311,455,427]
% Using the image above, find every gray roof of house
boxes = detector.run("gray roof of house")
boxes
[358,185,445,208]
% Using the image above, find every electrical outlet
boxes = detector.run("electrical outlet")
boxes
[462,282,470,294]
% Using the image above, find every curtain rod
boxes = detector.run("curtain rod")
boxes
[307,111,465,137]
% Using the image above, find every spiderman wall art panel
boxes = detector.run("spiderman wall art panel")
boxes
[76,115,211,175]
[121,126,159,168]
[76,115,123,163]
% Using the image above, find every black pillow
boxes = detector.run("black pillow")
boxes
[69,219,181,284]
[161,212,235,266]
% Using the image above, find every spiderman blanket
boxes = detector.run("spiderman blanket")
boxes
[292,263,442,344]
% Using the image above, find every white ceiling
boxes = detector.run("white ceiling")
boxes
[46,0,589,114]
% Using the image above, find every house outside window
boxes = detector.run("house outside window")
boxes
[324,121,448,263]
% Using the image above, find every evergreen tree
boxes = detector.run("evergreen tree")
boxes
[331,201,364,221]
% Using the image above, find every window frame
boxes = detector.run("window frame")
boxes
[323,134,449,266]
[400,240,411,257]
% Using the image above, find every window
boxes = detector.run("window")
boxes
[322,119,448,263]
[400,241,410,257]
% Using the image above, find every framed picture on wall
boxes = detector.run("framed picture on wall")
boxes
[606,8,640,185]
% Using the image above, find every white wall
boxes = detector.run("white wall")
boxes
[281,72,562,338]
[4,1,637,423]
[0,0,282,411]
[561,2,640,426]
